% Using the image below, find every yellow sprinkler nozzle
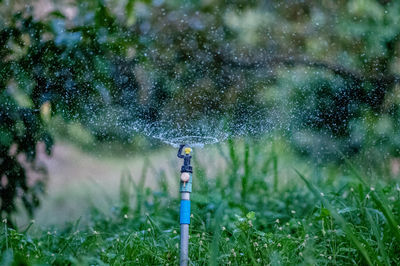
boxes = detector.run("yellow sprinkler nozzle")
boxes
[184,147,192,154]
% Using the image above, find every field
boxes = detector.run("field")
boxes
[1,138,400,265]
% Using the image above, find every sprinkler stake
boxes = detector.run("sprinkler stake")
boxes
[177,144,192,266]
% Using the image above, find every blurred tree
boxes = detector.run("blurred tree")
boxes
[0,2,140,222]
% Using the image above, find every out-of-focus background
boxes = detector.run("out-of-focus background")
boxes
[1,0,400,264]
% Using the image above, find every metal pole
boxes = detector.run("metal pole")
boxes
[178,145,193,266]
[180,192,190,266]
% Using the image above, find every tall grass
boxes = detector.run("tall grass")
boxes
[1,139,400,265]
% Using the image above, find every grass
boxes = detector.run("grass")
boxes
[1,139,400,265]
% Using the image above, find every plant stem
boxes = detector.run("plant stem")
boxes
[273,145,278,192]
[4,221,8,250]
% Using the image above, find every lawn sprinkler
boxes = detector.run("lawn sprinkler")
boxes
[177,144,193,266]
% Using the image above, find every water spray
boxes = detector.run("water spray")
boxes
[177,144,192,266]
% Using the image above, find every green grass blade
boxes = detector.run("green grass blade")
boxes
[295,169,375,266]
[365,209,390,266]
[228,138,240,190]
[209,203,224,266]
[340,154,400,242]
[272,144,278,192]
[370,191,400,242]
[241,141,250,201]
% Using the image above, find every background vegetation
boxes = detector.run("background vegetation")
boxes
[1,0,400,264]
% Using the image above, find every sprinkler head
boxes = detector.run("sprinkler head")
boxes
[178,144,193,173]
